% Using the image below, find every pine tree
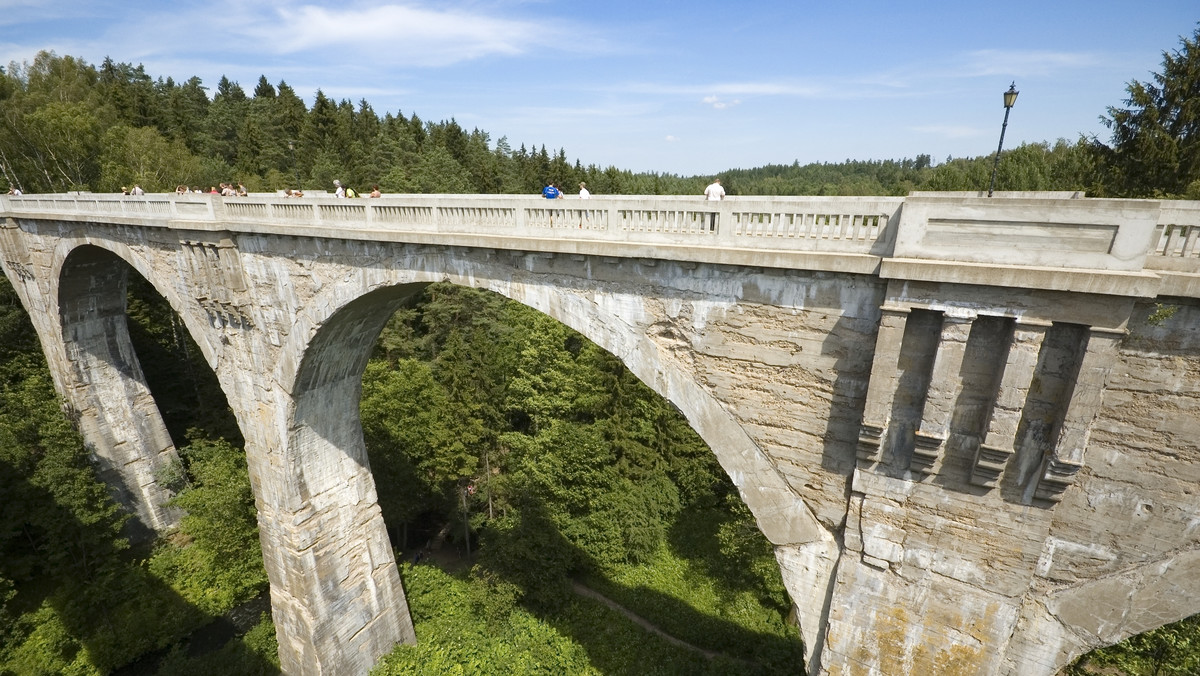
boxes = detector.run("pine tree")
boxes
[1098,25,1200,197]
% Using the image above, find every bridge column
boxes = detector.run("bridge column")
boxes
[234,389,415,676]
[971,320,1049,488]
[857,306,909,464]
[230,290,418,676]
[1035,326,1124,502]
[909,314,973,475]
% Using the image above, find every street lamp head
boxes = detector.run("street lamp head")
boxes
[1003,82,1019,109]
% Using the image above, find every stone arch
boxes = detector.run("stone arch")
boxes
[287,271,828,549]
[53,241,217,536]
[279,250,839,671]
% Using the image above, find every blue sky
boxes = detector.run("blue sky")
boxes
[1,1,1197,175]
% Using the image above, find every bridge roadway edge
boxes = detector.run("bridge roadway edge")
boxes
[1,193,1199,676]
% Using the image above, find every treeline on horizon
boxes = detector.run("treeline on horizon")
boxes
[1,26,1198,200]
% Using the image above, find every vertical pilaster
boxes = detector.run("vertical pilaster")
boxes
[857,306,910,464]
[909,314,973,475]
[971,320,1049,487]
[1035,326,1124,502]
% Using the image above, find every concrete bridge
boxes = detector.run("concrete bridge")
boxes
[1,191,1198,675]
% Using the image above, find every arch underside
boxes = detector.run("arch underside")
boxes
[56,244,185,536]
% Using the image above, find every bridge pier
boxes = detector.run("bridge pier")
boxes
[209,271,420,675]
[838,274,1164,673]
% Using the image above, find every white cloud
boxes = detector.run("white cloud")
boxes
[664,135,678,142]
[628,81,823,97]
[866,48,1116,89]
[50,1,608,72]
[0,0,65,26]
[246,4,540,64]
[702,95,740,109]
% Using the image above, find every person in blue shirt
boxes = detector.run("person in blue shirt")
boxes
[542,183,563,199]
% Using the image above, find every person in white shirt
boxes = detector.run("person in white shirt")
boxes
[579,182,590,199]
[703,178,724,230]
[333,179,346,198]
[131,184,145,196]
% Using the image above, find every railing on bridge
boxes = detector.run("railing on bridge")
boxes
[4,192,1200,283]
[1149,202,1200,271]
[0,192,905,262]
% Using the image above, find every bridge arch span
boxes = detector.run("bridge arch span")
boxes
[278,249,841,669]
[284,254,833,545]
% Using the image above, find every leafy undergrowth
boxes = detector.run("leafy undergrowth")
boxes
[1068,614,1200,676]
[580,507,803,672]
[154,613,279,676]
[373,563,769,676]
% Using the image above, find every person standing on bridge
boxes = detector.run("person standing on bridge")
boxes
[333,179,346,198]
[579,182,590,199]
[704,178,724,231]
[543,183,564,226]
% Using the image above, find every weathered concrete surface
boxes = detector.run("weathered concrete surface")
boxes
[1,193,1199,676]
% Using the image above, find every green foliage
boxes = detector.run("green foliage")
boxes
[1147,302,1180,326]
[1072,615,1200,676]
[4,603,102,676]
[373,564,596,676]
[1098,25,1200,197]
[361,358,470,524]
[580,505,802,670]
[152,436,267,615]
[375,563,757,676]
[156,613,279,676]
[98,123,204,192]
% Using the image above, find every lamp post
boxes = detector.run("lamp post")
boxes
[287,140,300,190]
[987,82,1019,197]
